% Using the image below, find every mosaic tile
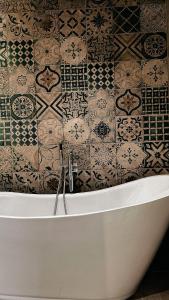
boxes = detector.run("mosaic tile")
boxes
[0,68,9,94]
[5,13,32,40]
[116,116,143,142]
[90,143,116,170]
[12,145,38,171]
[34,38,60,65]
[11,119,37,146]
[64,117,90,145]
[87,36,114,63]
[91,169,117,190]
[39,145,60,172]
[35,65,61,93]
[0,41,7,67]
[87,8,113,37]
[88,63,114,90]
[143,115,169,142]
[115,88,142,115]
[36,92,63,121]
[9,65,35,94]
[0,173,13,192]
[62,92,88,120]
[142,33,167,60]
[63,144,91,170]
[59,9,86,38]
[0,121,11,146]
[74,170,92,193]
[115,61,141,89]
[38,118,63,146]
[112,6,140,34]
[61,64,88,91]
[13,172,39,193]
[143,142,169,168]
[40,171,60,193]
[117,167,143,184]
[114,33,143,61]
[142,59,168,87]
[8,40,34,71]
[117,142,145,169]
[90,117,115,143]
[0,147,13,172]
[60,37,87,65]
[142,87,169,115]
[140,4,167,33]
[0,96,11,119]
[59,0,86,9]
[10,94,36,120]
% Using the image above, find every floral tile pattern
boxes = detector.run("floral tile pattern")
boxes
[10,94,36,119]
[62,92,88,120]
[142,59,168,87]
[117,142,145,169]
[141,33,167,60]
[13,171,39,193]
[35,65,61,93]
[115,89,142,115]
[87,8,113,37]
[34,38,60,65]
[39,145,60,172]
[64,117,90,145]
[12,145,38,171]
[38,118,63,146]
[0,68,9,94]
[115,61,141,89]
[60,37,87,65]
[116,116,143,142]
[140,3,167,33]
[90,143,116,170]
[9,65,35,94]
[87,36,114,62]
[0,147,13,172]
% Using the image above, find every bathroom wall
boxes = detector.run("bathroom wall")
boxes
[0,0,168,193]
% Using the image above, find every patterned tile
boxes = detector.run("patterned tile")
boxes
[142,59,168,87]
[87,36,114,63]
[117,142,145,169]
[87,8,113,37]
[140,3,167,33]
[36,92,63,120]
[88,63,114,90]
[60,37,87,65]
[10,94,36,120]
[117,167,143,184]
[143,115,169,142]
[30,0,59,10]
[143,142,169,168]
[0,41,7,67]
[0,15,7,39]
[0,173,13,192]
[59,0,86,9]
[90,117,115,143]
[112,0,139,5]
[39,145,60,172]
[8,40,34,71]
[142,33,167,60]
[91,169,117,190]
[116,116,143,142]
[90,143,116,170]
[13,172,39,193]
[12,145,38,171]
[115,88,142,115]
[114,33,143,61]
[115,61,141,89]
[0,147,13,172]
[39,171,60,193]
[0,121,11,146]
[34,38,60,65]
[38,118,63,146]
[11,119,37,146]
[143,168,169,178]
[141,87,169,115]
[74,170,92,193]
[64,117,90,145]
[0,95,11,119]
[59,9,86,38]
[112,6,140,34]
[62,92,88,120]
[0,68,9,94]
[5,13,32,40]
[61,64,88,91]
[9,65,35,94]
[35,65,61,93]
[63,144,91,170]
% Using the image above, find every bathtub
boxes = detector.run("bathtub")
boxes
[0,175,169,300]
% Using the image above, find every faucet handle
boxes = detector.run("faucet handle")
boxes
[72,162,78,173]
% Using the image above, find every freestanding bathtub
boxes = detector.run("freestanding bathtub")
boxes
[0,175,169,300]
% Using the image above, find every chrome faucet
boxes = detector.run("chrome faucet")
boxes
[68,151,78,193]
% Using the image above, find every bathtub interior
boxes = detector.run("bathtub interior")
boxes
[0,175,168,217]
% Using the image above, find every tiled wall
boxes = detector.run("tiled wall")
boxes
[0,0,168,193]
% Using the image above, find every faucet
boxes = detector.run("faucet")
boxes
[68,151,78,193]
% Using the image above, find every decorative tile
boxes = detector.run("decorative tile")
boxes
[0,41,7,67]
[0,95,11,119]
[9,66,35,94]
[62,92,88,120]
[61,64,88,91]
[10,94,36,120]
[112,0,139,5]
[0,1,10,13]
[38,118,63,146]
[0,121,11,146]
[87,8,113,37]
[35,65,61,93]
[59,9,86,38]
[63,144,91,170]
[115,89,142,115]
[117,167,143,184]
[13,172,39,193]
[90,118,115,143]
[86,0,110,8]
[36,92,63,120]
[11,119,37,146]
[0,173,13,192]
[0,147,13,172]
[116,116,143,142]
[142,59,168,87]
[64,117,90,145]
[0,15,7,39]
[60,37,87,65]
[30,0,59,10]
[91,169,117,190]
[143,168,169,178]
[90,143,116,170]
[40,171,60,193]
[143,142,169,168]
[87,36,114,63]
[117,142,145,169]
[114,33,143,61]
[143,115,169,142]
[39,145,60,172]
[142,87,169,115]
[12,145,38,171]
[8,40,34,71]
[140,4,167,33]
[112,6,140,34]
[5,13,32,40]
[34,38,60,65]
[88,63,114,90]
[59,0,86,9]
[142,33,167,60]
[74,170,92,193]
[0,68,9,94]
[115,61,141,89]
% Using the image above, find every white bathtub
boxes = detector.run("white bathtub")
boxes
[0,175,169,300]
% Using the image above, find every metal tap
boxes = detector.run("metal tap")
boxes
[68,151,78,193]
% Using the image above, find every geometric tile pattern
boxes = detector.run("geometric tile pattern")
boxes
[112,6,140,33]
[59,9,86,38]
[115,89,142,115]
[114,33,143,61]
[0,121,11,146]
[11,119,38,146]
[116,116,143,142]
[87,8,113,37]
[0,96,10,119]
[142,87,169,115]
[87,36,114,62]
[61,64,88,91]
[62,92,88,120]
[143,115,169,142]
[8,40,34,71]
[88,63,114,90]
[140,4,167,33]
[0,41,7,67]
[143,142,169,168]
[141,33,167,60]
